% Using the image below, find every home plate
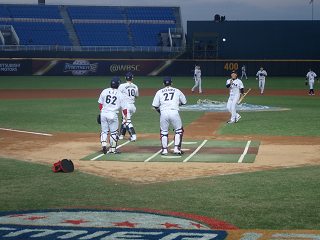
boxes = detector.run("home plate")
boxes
[162,156,182,158]
[182,142,197,144]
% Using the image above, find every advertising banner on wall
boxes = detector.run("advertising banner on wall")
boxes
[1,58,319,77]
[0,60,32,76]
[32,59,166,76]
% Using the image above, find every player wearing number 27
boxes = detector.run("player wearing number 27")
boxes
[118,72,139,141]
[98,77,127,154]
[152,77,187,155]
[226,70,244,123]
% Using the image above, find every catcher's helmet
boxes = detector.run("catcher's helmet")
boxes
[111,77,121,89]
[163,76,172,86]
[126,72,133,81]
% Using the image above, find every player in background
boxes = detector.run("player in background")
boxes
[241,64,248,80]
[305,68,319,95]
[118,72,139,141]
[98,77,127,154]
[191,63,197,79]
[226,70,244,123]
[191,64,202,93]
[256,66,267,94]
[152,76,187,155]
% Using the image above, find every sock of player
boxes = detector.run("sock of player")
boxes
[160,130,168,153]
[100,132,108,147]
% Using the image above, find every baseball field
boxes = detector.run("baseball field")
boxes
[0,75,320,238]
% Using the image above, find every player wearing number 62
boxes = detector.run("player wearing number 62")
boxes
[118,72,139,141]
[226,70,244,124]
[98,77,127,154]
[152,77,187,155]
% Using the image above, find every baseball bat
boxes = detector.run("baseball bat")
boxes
[237,88,251,104]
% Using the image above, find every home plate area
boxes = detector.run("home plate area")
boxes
[81,139,260,163]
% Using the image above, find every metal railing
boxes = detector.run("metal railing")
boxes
[0,44,183,52]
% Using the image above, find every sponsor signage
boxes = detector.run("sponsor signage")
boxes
[0,60,32,75]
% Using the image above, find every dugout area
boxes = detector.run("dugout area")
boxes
[81,139,260,163]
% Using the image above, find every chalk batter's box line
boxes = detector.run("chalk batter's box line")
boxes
[81,140,260,163]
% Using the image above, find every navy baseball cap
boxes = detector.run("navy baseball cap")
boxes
[163,76,172,86]
[125,72,133,80]
[231,70,237,74]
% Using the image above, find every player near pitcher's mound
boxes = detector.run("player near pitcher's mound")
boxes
[98,77,127,154]
[226,70,244,123]
[152,76,187,155]
[118,72,139,141]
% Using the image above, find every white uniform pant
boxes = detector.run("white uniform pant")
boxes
[192,78,202,93]
[100,111,118,147]
[122,103,136,128]
[227,95,240,122]
[160,109,182,151]
[241,72,247,80]
[259,79,265,94]
[309,80,314,90]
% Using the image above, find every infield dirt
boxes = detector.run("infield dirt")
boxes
[1,88,320,183]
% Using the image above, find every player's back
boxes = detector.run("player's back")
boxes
[118,82,139,104]
[98,88,123,113]
[154,87,186,111]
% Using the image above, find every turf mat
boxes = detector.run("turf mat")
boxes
[81,140,260,163]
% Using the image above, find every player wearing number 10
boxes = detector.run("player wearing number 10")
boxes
[152,77,187,155]
[118,72,139,141]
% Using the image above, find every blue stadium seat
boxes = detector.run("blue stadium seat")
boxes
[74,23,132,46]
[131,23,176,46]
[0,5,11,18]
[7,5,61,19]
[8,22,72,46]
[68,6,124,20]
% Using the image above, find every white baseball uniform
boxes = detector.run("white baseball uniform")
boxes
[256,69,267,94]
[118,81,139,139]
[192,67,202,93]
[152,86,187,154]
[226,78,244,123]
[98,87,126,151]
[241,66,248,80]
[306,70,318,93]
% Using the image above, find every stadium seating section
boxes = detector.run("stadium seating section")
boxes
[67,6,125,20]
[0,4,178,47]
[74,23,131,46]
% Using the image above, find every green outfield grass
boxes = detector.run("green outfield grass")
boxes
[1,76,319,230]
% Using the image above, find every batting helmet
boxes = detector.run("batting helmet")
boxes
[111,77,121,89]
[163,76,172,86]
[126,72,133,81]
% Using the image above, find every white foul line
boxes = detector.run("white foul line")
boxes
[90,140,130,161]
[144,140,174,162]
[238,141,251,163]
[0,127,52,136]
[183,140,207,162]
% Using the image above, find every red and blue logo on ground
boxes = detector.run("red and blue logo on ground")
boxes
[0,207,235,239]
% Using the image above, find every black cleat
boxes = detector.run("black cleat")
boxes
[102,146,108,154]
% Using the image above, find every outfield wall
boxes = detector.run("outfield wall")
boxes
[1,58,319,77]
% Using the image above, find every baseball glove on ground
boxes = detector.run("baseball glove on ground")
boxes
[305,81,308,86]
[97,114,101,124]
